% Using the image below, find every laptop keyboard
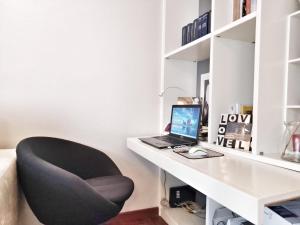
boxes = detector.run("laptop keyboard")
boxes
[156,136,188,145]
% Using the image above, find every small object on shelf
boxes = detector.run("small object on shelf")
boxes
[265,198,300,225]
[200,73,210,126]
[251,0,257,12]
[282,121,300,163]
[227,217,253,225]
[169,185,196,208]
[177,97,200,105]
[234,0,254,21]
[245,0,251,15]
[213,207,234,225]
[229,103,241,114]
[181,11,211,46]
[164,123,171,132]
[186,23,193,44]
[233,0,241,21]
[216,114,252,151]
[241,0,247,17]
[193,17,202,40]
[240,105,253,114]
[293,134,300,152]
[201,11,211,37]
[199,126,208,142]
[182,25,188,45]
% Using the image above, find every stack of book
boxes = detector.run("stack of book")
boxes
[199,126,208,141]
[233,0,257,21]
[182,11,211,46]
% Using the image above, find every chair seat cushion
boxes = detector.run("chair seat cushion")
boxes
[85,175,134,204]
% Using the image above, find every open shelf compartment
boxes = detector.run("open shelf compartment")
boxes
[287,64,300,106]
[288,10,300,60]
[161,207,205,225]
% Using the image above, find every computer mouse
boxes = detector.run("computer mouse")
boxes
[188,146,208,155]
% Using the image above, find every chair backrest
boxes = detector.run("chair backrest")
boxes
[17,137,120,225]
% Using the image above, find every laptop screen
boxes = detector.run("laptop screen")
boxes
[170,105,201,140]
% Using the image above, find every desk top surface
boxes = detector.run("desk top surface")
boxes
[127,137,300,202]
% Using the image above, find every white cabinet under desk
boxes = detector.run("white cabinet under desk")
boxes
[127,137,300,225]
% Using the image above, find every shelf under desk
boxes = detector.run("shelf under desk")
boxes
[127,137,300,225]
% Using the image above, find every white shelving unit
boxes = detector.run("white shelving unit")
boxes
[160,0,300,224]
[162,0,300,167]
[285,10,300,123]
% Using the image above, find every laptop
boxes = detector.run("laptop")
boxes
[140,105,201,149]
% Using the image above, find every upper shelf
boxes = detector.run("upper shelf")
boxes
[214,12,257,43]
[286,105,300,109]
[290,10,300,19]
[289,58,300,64]
[164,13,257,62]
[164,34,211,61]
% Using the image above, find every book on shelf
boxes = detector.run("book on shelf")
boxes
[186,23,193,43]
[233,0,240,21]
[182,25,188,45]
[241,0,246,17]
[240,105,253,114]
[181,11,211,46]
[193,16,202,40]
[251,0,257,12]
[246,0,251,15]
[201,11,211,37]
[233,0,255,21]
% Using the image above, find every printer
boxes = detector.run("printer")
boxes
[264,199,300,225]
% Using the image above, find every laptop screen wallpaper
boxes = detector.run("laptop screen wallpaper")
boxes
[170,107,201,139]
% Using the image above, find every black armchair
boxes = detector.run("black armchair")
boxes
[16,137,134,225]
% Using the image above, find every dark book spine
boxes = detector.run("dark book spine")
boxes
[242,0,247,17]
[186,23,193,43]
[201,13,209,37]
[182,25,187,45]
[198,16,203,38]
[193,17,202,40]
[207,11,211,34]
[193,19,198,41]
[191,23,195,41]
[233,0,240,21]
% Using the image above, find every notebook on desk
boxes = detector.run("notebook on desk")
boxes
[139,105,201,149]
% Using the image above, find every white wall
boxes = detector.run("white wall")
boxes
[0,0,162,224]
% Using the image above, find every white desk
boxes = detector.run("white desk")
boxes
[127,138,300,225]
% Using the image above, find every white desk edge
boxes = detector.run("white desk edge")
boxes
[127,137,300,225]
